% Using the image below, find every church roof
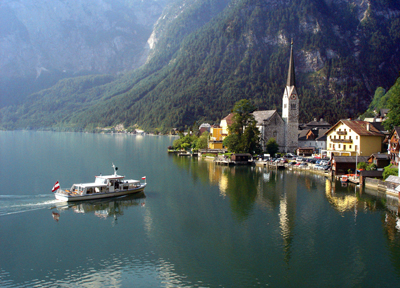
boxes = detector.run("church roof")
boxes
[286,41,296,87]
[252,110,277,125]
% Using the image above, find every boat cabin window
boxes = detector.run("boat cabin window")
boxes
[95,177,107,184]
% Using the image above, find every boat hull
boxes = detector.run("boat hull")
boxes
[55,184,146,202]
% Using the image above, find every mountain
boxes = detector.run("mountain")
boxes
[1,0,400,132]
[0,0,169,107]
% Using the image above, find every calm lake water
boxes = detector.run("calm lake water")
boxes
[1,131,400,287]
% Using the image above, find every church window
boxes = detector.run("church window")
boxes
[291,103,296,110]
[284,104,287,109]
[273,131,277,137]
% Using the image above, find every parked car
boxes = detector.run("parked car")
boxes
[299,163,308,167]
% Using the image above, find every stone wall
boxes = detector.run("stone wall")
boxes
[262,113,285,151]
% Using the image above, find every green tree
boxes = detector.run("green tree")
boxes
[229,99,257,136]
[223,134,241,153]
[383,164,399,180]
[266,138,279,157]
[384,77,400,131]
[241,120,262,154]
[226,99,261,153]
[357,162,368,170]
[366,163,377,171]
[195,131,209,149]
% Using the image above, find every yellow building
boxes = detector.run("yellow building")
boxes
[325,120,384,158]
[209,126,223,149]
[220,113,234,136]
[208,114,235,149]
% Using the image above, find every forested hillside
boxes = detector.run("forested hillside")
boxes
[1,0,399,132]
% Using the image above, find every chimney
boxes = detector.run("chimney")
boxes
[367,123,370,131]
[320,118,323,122]
[314,118,317,122]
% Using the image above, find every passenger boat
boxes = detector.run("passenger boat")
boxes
[341,175,349,183]
[53,164,146,202]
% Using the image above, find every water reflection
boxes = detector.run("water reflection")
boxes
[166,156,400,284]
[52,192,146,221]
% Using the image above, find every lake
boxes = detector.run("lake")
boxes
[1,131,400,287]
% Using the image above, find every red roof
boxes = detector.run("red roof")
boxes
[222,113,235,126]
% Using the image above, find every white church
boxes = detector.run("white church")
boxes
[253,41,299,153]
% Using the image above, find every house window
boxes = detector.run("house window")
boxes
[349,136,351,140]
[344,145,346,150]
[330,144,332,148]
[355,145,358,151]
[356,136,358,139]
[333,144,335,149]
[338,144,341,148]
[349,145,352,149]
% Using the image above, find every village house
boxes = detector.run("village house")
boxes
[324,120,385,158]
[208,125,224,149]
[388,127,400,165]
[220,113,234,137]
[199,123,211,134]
[367,153,390,169]
[331,155,370,175]
[364,109,389,123]
[298,128,328,155]
[299,118,331,130]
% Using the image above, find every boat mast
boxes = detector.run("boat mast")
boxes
[112,163,118,176]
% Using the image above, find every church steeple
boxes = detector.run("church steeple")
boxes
[286,39,295,87]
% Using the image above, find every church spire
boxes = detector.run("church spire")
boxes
[286,39,295,87]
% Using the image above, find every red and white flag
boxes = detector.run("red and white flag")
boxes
[52,181,60,192]
[141,176,146,180]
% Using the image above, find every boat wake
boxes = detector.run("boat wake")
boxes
[0,194,60,217]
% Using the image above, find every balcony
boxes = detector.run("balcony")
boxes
[337,131,347,135]
[331,139,353,143]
